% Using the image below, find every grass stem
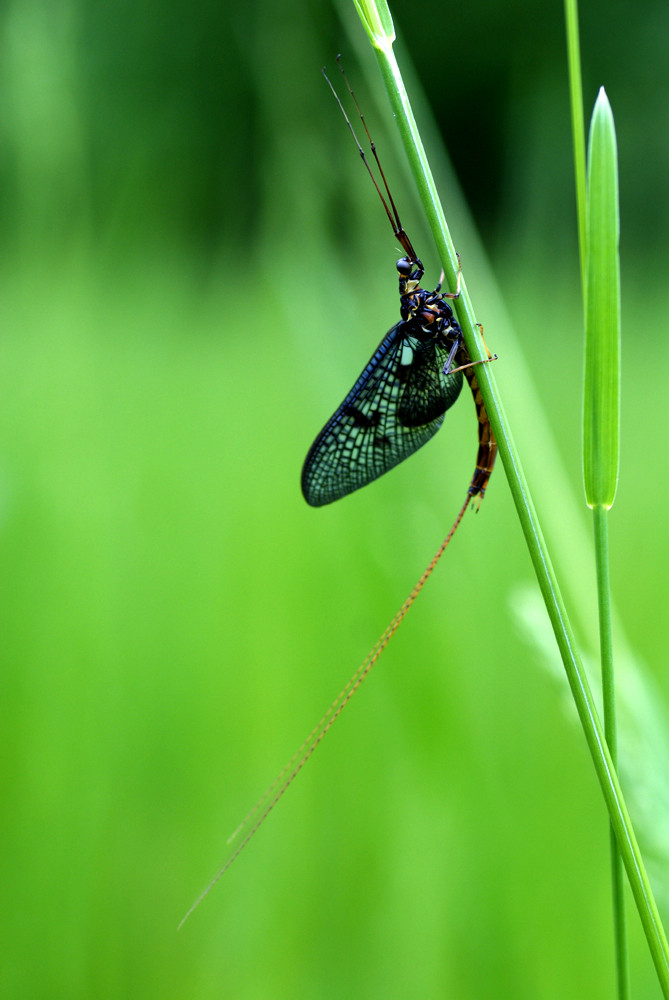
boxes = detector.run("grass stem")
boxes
[594,506,629,999]
[582,86,626,995]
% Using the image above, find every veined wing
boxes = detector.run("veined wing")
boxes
[301,322,463,506]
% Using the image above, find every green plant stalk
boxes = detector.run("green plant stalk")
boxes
[594,506,629,999]
[582,81,626,994]
[352,3,669,992]
[582,85,626,995]
[564,0,587,292]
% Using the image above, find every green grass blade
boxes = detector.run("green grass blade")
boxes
[583,88,621,510]
[582,87,626,995]
[352,0,395,46]
[564,0,588,291]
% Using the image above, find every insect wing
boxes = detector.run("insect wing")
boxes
[301,323,463,506]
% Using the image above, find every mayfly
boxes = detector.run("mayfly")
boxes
[302,63,496,508]
[179,62,496,929]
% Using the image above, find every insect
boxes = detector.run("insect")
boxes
[179,65,497,929]
[302,63,497,508]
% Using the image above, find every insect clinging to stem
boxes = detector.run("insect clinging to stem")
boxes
[301,57,497,510]
[179,60,497,929]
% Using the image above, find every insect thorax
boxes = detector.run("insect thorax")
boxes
[400,284,458,345]
[396,255,458,343]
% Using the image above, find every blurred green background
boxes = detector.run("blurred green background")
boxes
[2,0,669,997]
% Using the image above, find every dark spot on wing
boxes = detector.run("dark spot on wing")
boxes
[344,404,381,428]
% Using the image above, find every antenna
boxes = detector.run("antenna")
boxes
[322,57,418,263]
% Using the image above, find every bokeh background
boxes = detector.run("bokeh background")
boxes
[2,0,669,997]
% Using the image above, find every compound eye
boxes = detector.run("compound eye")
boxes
[396,256,413,276]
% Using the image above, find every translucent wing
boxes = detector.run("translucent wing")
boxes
[301,322,464,506]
